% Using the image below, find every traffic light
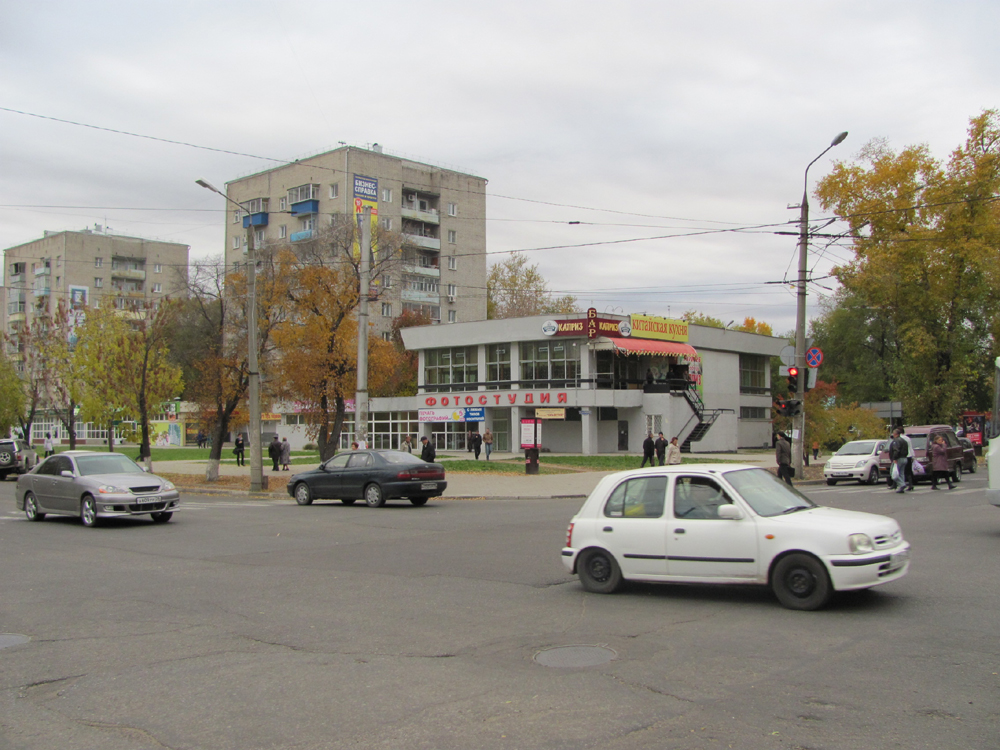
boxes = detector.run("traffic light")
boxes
[787,366,799,394]
[774,398,803,417]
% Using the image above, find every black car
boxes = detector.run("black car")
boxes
[958,437,978,473]
[287,449,447,508]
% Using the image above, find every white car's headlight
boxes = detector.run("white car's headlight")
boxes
[161,481,175,491]
[97,484,126,494]
[855,460,868,468]
[824,461,832,469]
[848,533,874,554]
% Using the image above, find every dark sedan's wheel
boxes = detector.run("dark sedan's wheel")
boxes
[294,483,313,506]
[409,497,428,506]
[826,479,837,486]
[80,495,99,527]
[953,463,962,483]
[364,483,385,508]
[340,498,356,505]
[151,511,173,523]
[771,553,831,611]
[577,548,622,594]
[865,466,879,485]
[969,459,977,473]
[24,492,45,522]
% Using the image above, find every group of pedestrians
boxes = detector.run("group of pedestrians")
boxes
[465,429,494,460]
[267,436,292,472]
[889,427,954,492]
[641,432,682,467]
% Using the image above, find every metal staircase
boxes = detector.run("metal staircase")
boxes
[676,388,733,453]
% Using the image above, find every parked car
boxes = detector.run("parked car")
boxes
[879,425,965,486]
[16,451,180,526]
[823,439,887,485]
[0,438,38,481]
[288,449,447,507]
[958,437,978,473]
[562,464,910,611]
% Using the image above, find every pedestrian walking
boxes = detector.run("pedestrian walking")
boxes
[280,437,291,471]
[641,432,656,468]
[467,430,474,453]
[356,436,368,449]
[43,432,54,457]
[267,435,281,472]
[776,433,793,485]
[666,436,682,465]
[654,432,667,466]
[888,428,910,493]
[472,431,483,460]
[196,429,205,449]
[420,436,436,463]
[483,428,494,460]
[930,434,955,490]
[900,429,915,490]
[233,435,245,467]
[812,440,820,461]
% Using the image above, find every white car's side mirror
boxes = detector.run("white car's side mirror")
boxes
[60,470,74,478]
[718,504,743,520]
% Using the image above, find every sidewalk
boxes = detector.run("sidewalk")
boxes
[153,451,777,500]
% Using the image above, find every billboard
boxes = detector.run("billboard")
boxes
[353,175,379,260]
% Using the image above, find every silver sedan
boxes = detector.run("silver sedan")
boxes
[16,451,181,526]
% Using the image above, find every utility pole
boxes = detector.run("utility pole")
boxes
[793,132,847,480]
[355,206,371,447]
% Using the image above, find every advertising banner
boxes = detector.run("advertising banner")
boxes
[419,407,484,423]
[629,314,689,342]
[535,408,566,420]
[520,418,542,448]
[353,175,379,259]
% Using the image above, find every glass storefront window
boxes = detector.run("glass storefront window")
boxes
[487,343,511,389]
[425,347,478,392]
[520,340,580,387]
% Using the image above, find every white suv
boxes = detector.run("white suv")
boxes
[823,439,887,486]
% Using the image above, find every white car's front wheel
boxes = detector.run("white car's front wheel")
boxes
[771,553,831,611]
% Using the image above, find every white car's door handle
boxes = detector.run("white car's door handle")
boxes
[603,526,613,532]
[674,528,685,534]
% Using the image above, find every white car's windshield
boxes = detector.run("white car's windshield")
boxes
[75,454,145,476]
[723,468,817,517]
[835,440,878,456]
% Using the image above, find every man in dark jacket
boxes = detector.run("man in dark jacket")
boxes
[420,436,436,463]
[641,432,656,468]
[654,432,667,466]
[775,433,793,485]
[888,428,910,493]
[267,436,281,472]
[472,431,483,460]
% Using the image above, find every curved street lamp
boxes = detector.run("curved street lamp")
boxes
[793,132,848,479]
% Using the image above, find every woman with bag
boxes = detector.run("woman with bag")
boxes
[930,435,954,490]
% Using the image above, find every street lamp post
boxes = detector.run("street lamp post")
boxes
[196,179,265,492]
[793,131,848,479]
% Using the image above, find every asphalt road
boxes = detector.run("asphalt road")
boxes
[1,473,998,750]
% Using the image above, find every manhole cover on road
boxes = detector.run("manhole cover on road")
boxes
[533,645,617,668]
[0,634,30,650]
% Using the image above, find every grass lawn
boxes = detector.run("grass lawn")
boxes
[535,455,734,471]
[440,459,575,475]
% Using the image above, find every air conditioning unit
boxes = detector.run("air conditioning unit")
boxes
[447,294,456,303]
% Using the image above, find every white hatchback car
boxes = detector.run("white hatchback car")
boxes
[562,464,910,610]
[823,439,888,485]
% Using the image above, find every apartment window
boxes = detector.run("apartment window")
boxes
[254,229,265,246]
[447,230,456,244]
[739,354,768,395]
[382,275,393,289]
[94,277,103,288]
[486,344,511,387]
[55,277,60,285]
[740,406,769,420]
[382,188,393,202]
[301,218,316,231]
[232,236,241,249]
[279,197,287,211]
[448,256,457,271]
[381,331,392,342]
[381,302,392,317]
[284,413,307,426]
[154,263,162,273]
[288,184,321,203]
[279,225,287,239]
[329,183,339,199]
[153,283,162,293]
[246,198,269,214]
[382,217,392,230]
[447,203,457,216]
[233,210,241,224]
[448,310,457,323]
[94,257,103,268]
[447,283,457,297]
[404,275,439,294]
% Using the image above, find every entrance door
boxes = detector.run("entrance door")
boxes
[617,420,629,451]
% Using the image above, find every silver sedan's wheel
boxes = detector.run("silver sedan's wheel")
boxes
[294,483,313,505]
[364,483,386,508]
[24,492,45,522]
[151,511,173,523]
[80,495,99,527]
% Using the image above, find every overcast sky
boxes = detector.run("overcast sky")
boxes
[2,0,997,334]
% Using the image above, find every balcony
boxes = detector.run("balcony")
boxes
[404,234,441,251]
[34,266,50,277]
[8,312,25,323]
[401,206,439,225]
[111,268,146,281]
[290,200,319,217]
[33,287,50,297]
[402,288,440,305]
[242,212,269,228]
[290,229,315,243]
[402,263,440,278]
[9,273,23,285]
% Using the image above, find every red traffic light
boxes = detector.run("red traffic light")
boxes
[787,366,799,377]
